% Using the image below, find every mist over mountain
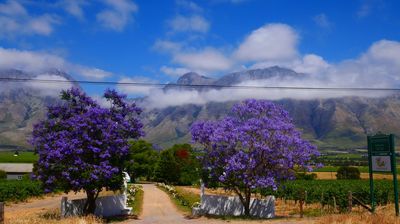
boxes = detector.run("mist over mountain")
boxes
[1,67,400,151]
[141,66,400,149]
[0,69,76,149]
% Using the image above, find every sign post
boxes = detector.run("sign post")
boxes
[367,133,398,216]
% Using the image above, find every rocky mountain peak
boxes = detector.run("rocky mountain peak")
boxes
[176,72,215,85]
[214,66,305,86]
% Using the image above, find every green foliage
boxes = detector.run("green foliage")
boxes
[336,166,361,179]
[0,151,38,163]
[155,144,200,185]
[0,180,43,202]
[295,172,317,180]
[126,140,159,181]
[260,179,393,212]
[0,169,6,179]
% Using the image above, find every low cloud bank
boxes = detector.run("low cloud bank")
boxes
[138,39,400,109]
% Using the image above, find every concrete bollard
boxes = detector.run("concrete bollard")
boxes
[61,197,68,218]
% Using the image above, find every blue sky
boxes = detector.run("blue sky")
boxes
[1,0,400,106]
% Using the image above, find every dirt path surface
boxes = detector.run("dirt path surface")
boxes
[129,184,190,224]
[5,191,87,219]
[125,184,312,224]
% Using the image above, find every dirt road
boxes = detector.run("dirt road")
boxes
[5,191,87,219]
[130,184,191,224]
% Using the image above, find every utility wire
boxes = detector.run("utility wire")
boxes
[0,77,399,91]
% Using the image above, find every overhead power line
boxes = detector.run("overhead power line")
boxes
[0,77,400,91]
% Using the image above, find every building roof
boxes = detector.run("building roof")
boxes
[0,163,33,173]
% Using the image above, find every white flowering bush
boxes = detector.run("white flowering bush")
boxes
[157,182,199,208]
[127,184,142,205]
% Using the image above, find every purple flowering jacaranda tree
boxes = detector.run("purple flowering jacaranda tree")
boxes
[191,99,320,216]
[31,87,143,214]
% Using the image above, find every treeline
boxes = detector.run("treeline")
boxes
[126,140,200,185]
[316,156,368,167]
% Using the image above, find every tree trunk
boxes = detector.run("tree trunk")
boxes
[244,190,251,216]
[234,187,252,217]
[84,191,97,215]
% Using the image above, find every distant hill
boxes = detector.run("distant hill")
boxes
[141,67,400,150]
[1,67,400,151]
[0,69,76,149]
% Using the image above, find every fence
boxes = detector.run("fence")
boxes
[61,194,131,217]
[193,194,275,218]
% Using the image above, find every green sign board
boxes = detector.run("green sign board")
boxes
[367,133,398,216]
[370,137,391,153]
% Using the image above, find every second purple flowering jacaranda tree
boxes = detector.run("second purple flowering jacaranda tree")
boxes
[31,87,143,214]
[191,99,320,216]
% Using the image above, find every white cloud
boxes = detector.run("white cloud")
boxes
[168,15,210,33]
[27,14,59,35]
[175,0,203,13]
[74,66,112,79]
[117,77,157,95]
[0,0,27,16]
[251,54,330,76]
[143,39,400,109]
[234,23,298,62]
[0,1,60,37]
[142,88,205,109]
[0,47,65,71]
[0,47,111,79]
[154,22,400,103]
[160,66,190,77]
[331,40,400,88]
[173,48,232,73]
[91,95,112,108]
[292,54,330,75]
[313,13,331,28]
[97,0,138,31]
[153,40,234,74]
[26,73,73,96]
[142,74,388,109]
[156,23,299,75]
[152,40,182,53]
[59,0,87,20]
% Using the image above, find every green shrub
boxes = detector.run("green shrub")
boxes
[336,166,360,180]
[0,180,43,202]
[0,170,6,180]
[126,140,159,181]
[295,172,317,180]
[155,144,200,185]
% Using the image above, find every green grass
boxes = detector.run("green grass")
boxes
[0,151,38,163]
[315,165,400,173]
[130,186,144,216]
[175,186,200,212]
[322,153,364,159]
[157,184,200,214]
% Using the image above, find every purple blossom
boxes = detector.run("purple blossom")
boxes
[191,99,320,215]
[31,88,143,213]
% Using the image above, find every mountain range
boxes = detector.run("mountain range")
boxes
[1,67,400,151]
